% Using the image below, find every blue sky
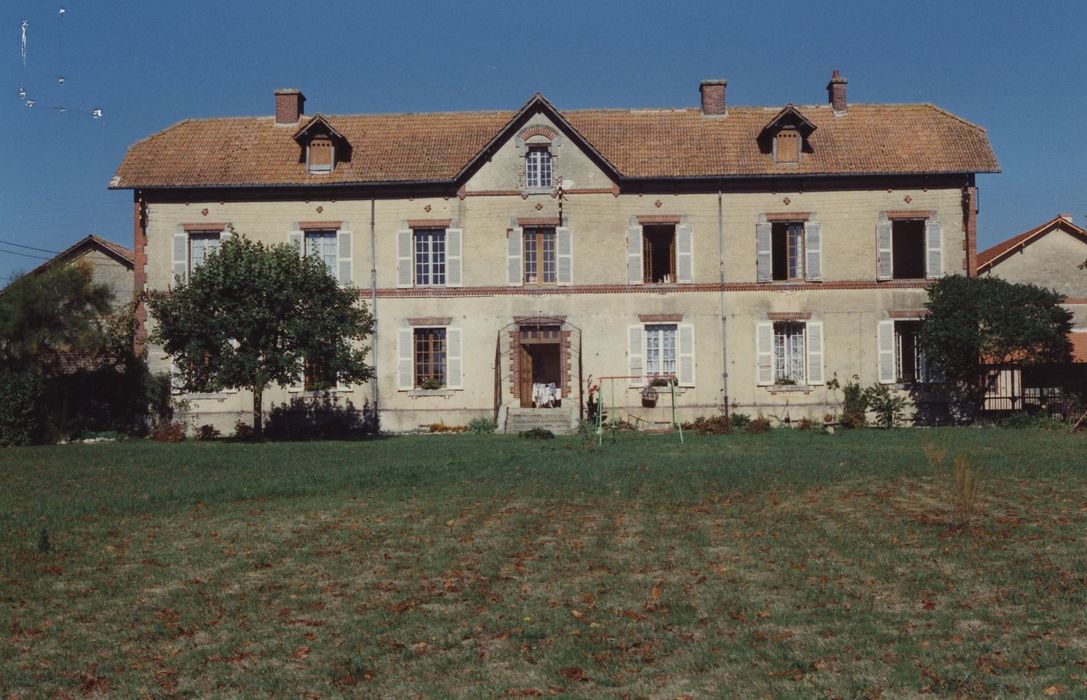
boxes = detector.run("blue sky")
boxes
[2,0,1085,282]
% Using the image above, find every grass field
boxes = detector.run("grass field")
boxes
[1,429,1085,697]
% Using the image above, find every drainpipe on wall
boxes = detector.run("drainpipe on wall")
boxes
[718,188,729,410]
[369,198,379,413]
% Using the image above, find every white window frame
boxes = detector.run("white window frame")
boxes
[644,324,678,379]
[525,145,553,189]
[303,229,338,272]
[773,322,807,384]
[414,229,447,287]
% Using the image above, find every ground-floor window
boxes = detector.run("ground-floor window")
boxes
[774,322,807,384]
[414,328,447,389]
[645,324,677,378]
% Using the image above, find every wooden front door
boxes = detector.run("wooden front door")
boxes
[519,343,534,408]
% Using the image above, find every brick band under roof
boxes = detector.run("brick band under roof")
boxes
[112,95,999,190]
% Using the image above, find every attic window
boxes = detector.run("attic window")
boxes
[307,137,333,173]
[775,129,800,164]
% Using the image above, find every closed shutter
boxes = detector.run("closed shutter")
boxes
[676,224,694,283]
[925,220,943,279]
[878,320,896,384]
[678,323,695,386]
[556,226,573,285]
[805,222,822,281]
[877,221,893,280]
[446,327,463,389]
[398,328,414,390]
[756,321,774,385]
[396,229,413,288]
[627,226,643,284]
[628,325,644,386]
[805,321,824,385]
[336,230,353,286]
[172,232,188,284]
[446,228,463,287]
[507,227,523,286]
[219,227,233,241]
[288,231,304,257]
[756,222,772,282]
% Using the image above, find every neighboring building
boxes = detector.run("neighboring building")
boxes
[29,235,135,306]
[978,214,1087,361]
[111,73,998,432]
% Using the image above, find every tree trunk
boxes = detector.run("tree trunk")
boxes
[252,384,264,439]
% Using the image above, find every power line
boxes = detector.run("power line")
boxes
[0,239,60,254]
[0,247,52,261]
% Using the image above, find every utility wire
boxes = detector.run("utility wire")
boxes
[0,239,60,254]
[0,247,53,260]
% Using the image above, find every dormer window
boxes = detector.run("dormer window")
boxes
[526,145,552,188]
[307,136,333,173]
[774,128,800,164]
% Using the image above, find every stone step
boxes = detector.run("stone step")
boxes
[504,407,577,435]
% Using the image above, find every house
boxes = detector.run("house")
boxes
[111,72,999,432]
[978,214,1087,362]
[28,235,134,306]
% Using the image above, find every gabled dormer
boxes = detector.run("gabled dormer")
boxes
[293,115,351,174]
[758,104,817,165]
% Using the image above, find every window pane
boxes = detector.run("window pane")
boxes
[645,324,677,378]
[304,230,337,273]
[189,232,220,270]
[541,230,556,283]
[773,322,806,383]
[526,147,552,188]
[413,229,446,286]
[414,327,447,387]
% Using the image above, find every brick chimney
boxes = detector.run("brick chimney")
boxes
[699,80,727,116]
[274,88,305,125]
[827,70,847,114]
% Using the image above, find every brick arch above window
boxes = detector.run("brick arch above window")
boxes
[518,124,558,143]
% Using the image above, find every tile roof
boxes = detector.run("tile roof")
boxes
[111,97,999,189]
[30,235,134,277]
[977,215,1087,271]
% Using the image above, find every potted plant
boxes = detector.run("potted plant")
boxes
[641,384,659,407]
[418,377,443,391]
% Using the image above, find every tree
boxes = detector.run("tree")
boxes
[148,236,373,437]
[921,275,1072,418]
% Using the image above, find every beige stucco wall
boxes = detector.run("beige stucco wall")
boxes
[72,248,133,307]
[981,227,1087,301]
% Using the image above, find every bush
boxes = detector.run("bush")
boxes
[265,395,378,440]
[519,427,554,439]
[150,421,187,443]
[467,417,497,434]
[232,420,255,441]
[682,414,732,435]
[745,417,772,434]
[729,412,752,430]
[834,377,869,429]
[863,383,908,429]
[0,368,46,446]
[196,424,222,441]
[996,410,1067,430]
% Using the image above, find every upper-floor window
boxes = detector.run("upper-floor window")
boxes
[414,229,446,286]
[189,232,221,270]
[523,227,556,285]
[307,137,333,173]
[643,225,676,284]
[774,128,800,164]
[877,217,943,280]
[173,227,232,283]
[525,146,552,189]
[756,219,821,282]
[304,229,338,271]
[772,222,805,280]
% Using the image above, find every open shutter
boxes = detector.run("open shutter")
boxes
[627,226,643,284]
[878,320,896,384]
[288,231,304,257]
[507,227,523,286]
[877,221,893,280]
[805,222,822,281]
[678,323,695,386]
[756,322,774,385]
[628,325,644,386]
[396,229,413,288]
[805,321,824,385]
[925,220,943,279]
[756,222,772,282]
[676,224,694,283]
[446,327,463,389]
[398,328,414,390]
[446,228,463,287]
[172,232,188,284]
[556,226,573,285]
[336,230,353,286]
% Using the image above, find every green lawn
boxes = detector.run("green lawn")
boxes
[2,430,1085,697]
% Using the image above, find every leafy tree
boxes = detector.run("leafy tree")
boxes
[921,275,1072,417]
[149,236,373,437]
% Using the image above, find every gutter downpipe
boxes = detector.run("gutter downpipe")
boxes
[718,187,729,410]
[369,198,379,415]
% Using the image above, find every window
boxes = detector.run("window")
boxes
[525,145,552,189]
[189,232,221,271]
[643,225,676,283]
[523,227,556,284]
[307,137,333,173]
[774,128,800,164]
[645,324,677,378]
[772,222,805,280]
[878,218,943,280]
[879,319,937,384]
[303,358,334,392]
[414,229,446,286]
[413,328,447,388]
[304,230,338,272]
[773,322,807,384]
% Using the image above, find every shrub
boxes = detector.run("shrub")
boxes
[195,424,222,441]
[232,420,255,441]
[745,417,772,434]
[729,412,752,430]
[863,383,908,429]
[835,377,869,429]
[0,368,46,446]
[519,427,554,439]
[996,410,1067,430]
[266,396,378,440]
[467,417,497,434]
[428,421,468,434]
[682,414,732,435]
[150,421,187,443]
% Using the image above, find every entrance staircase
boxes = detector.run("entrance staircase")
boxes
[502,406,578,435]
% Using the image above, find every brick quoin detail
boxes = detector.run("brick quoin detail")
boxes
[964,185,978,276]
[132,195,148,355]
